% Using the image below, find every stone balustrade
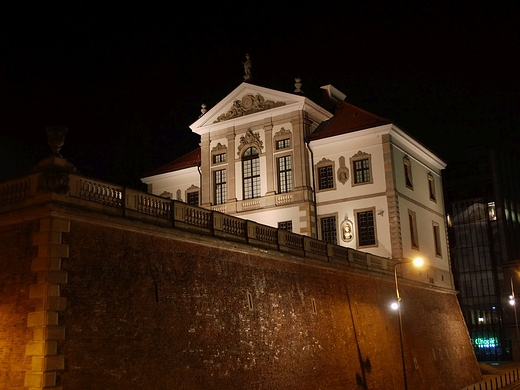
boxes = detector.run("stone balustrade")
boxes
[0,170,397,276]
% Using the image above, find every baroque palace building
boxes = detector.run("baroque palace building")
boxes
[0,65,483,389]
[142,80,451,288]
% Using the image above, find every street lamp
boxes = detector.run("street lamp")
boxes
[392,257,424,390]
[510,278,520,345]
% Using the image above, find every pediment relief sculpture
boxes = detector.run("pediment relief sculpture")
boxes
[214,93,286,123]
[237,128,263,156]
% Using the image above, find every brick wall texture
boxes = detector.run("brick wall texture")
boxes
[1,214,481,390]
[0,221,38,388]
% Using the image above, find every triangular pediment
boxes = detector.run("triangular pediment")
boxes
[190,83,328,135]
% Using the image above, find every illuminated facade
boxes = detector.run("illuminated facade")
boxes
[142,82,452,287]
[444,146,520,361]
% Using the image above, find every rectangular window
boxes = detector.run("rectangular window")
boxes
[214,169,227,205]
[187,191,199,206]
[321,216,337,244]
[433,221,442,257]
[243,158,260,199]
[278,220,293,232]
[357,210,375,247]
[488,202,497,221]
[278,155,293,193]
[409,210,419,249]
[428,173,436,201]
[353,158,371,184]
[404,157,413,189]
[276,138,291,150]
[213,153,226,164]
[318,165,334,190]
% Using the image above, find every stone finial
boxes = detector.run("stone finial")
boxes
[46,126,68,156]
[243,53,252,81]
[294,78,303,94]
[199,103,207,118]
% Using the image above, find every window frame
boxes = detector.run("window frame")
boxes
[278,220,293,232]
[277,154,293,194]
[408,209,419,250]
[186,187,200,206]
[213,168,227,205]
[315,158,336,192]
[403,156,413,190]
[433,221,442,257]
[355,207,377,248]
[242,146,261,200]
[211,143,228,166]
[320,214,338,244]
[350,152,372,186]
[276,138,291,150]
[428,173,436,202]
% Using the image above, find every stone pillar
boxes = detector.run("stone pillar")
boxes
[25,217,68,389]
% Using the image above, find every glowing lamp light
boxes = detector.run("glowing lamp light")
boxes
[412,257,424,268]
[510,295,516,306]
[391,302,399,310]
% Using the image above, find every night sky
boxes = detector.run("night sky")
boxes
[1,2,519,189]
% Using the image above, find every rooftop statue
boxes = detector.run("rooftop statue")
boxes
[243,53,252,81]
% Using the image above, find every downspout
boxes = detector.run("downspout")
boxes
[305,139,319,238]
[197,162,202,205]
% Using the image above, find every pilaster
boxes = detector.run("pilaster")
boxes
[200,133,211,207]
[263,119,275,195]
[25,217,69,390]
[382,135,403,259]
[226,130,237,202]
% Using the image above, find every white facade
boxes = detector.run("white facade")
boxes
[142,82,452,288]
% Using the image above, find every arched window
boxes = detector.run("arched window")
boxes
[242,146,260,199]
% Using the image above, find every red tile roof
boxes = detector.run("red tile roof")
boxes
[144,101,391,177]
[144,147,201,176]
[309,101,391,141]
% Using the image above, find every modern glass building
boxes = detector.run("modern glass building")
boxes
[443,146,520,361]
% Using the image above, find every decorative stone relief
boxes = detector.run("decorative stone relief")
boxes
[37,171,70,194]
[214,94,286,123]
[337,156,349,185]
[352,150,369,158]
[159,191,172,199]
[274,127,291,138]
[176,189,182,200]
[340,215,354,243]
[237,128,263,156]
[316,157,333,165]
[211,142,227,153]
